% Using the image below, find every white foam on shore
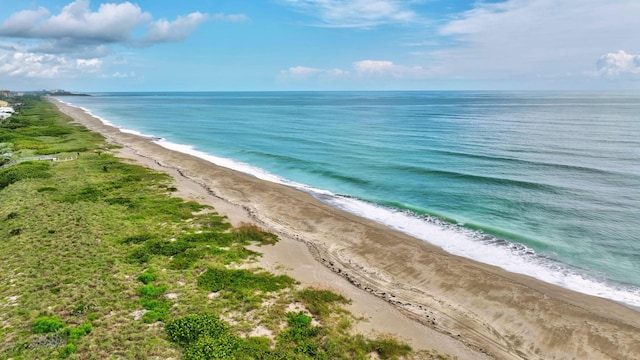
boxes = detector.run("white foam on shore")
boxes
[321,195,640,309]
[61,98,640,309]
[156,136,640,308]
[56,98,158,139]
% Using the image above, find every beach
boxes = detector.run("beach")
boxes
[52,98,640,360]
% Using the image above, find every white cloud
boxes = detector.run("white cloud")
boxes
[353,60,427,78]
[431,0,640,81]
[102,71,136,79]
[279,60,427,83]
[0,0,151,43]
[0,0,231,82]
[352,60,394,73]
[596,50,640,78]
[76,58,102,72]
[211,13,249,23]
[280,0,417,27]
[289,66,321,76]
[0,7,50,35]
[0,52,102,78]
[325,68,349,78]
[0,0,218,51]
[140,12,208,44]
[279,66,322,80]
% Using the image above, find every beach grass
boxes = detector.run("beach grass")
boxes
[0,97,446,359]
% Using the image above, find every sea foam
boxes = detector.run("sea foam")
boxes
[155,137,640,309]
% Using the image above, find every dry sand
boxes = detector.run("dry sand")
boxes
[52,98,640,360]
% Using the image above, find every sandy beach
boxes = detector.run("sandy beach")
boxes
[51,98,640,360]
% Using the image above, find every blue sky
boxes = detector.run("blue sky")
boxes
[0,0,639,91]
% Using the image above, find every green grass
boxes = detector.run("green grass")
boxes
[0,97,445,360]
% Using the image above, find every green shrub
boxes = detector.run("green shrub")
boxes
[58,185,105,203]
[0,161,51,189]
[191,213,231,232]
[37,186,58,192]
[288,312,312,328]
[68,323,92,341]
[278,312,321,356]
[296,289,350,317]
[127,239,196,265]
[137,284,167,298]
[121,233,156,244]
[71,302,88,314]
[366,338,412,359]
[6,211,18,219]
[209,247,260,265]
[184,335,242,360]
[165,314,230,347]
[136,269,157,284]
[105,197,133,206]
[144,239,194,257]
[13,139,48,150]
[197,267,296,293]
[180,232,232,247]
[32,316,66,334]
[232,223,278,245]
[238,337,273,359]
[59,343,77,358]
[142,308,169,323]
[139,298,169,311]
[168,248,204,270]
[127,248,151,264]
[19,125,72,137]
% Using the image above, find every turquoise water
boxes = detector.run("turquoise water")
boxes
[61,92,640,308]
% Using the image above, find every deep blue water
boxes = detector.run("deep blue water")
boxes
[61,91,640,308]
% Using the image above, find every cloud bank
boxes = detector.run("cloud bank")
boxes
[0,0,245,80]
[280,0,418,27]
[280,60,428,83]
[431,0,640,82]
[596,50,640,79]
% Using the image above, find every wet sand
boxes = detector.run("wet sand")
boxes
[52,98,640,360]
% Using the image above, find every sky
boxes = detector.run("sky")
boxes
[0,0,639,91]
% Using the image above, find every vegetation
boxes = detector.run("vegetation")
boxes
[0,97,445,359]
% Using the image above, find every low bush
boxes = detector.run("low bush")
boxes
[68,323,92,341]
[59,343,77,358]
[144,239,194,257]
[180,232,232,247]
[168,248,205,270]
[366,338,413,359]
[32,316,66,334]
[232,223,278,245]
[121,233,156,244]
[184,335,242,360]
[0,161,51,189]
[296,288,350,317]
[137,284,167,298]
[37,186,58,192]
[136,269,157,284]
[165,314,230,347]
[196,267,296,293]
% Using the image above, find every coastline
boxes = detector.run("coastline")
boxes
[51,98,640,359]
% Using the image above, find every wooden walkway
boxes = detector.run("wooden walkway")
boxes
[0,155,77,170]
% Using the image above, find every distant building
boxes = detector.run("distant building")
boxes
[0,106,14,120]
[0,90,10,97]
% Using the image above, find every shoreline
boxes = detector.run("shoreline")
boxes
[51,98,640,360]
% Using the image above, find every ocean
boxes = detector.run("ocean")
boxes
[60,91,640,308]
